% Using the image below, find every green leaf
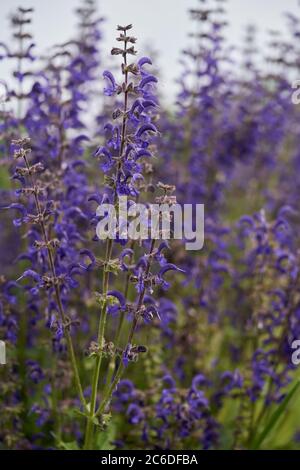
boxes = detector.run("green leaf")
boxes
[59,440,80,450]
[95,418,116,450]
[72,408,91,420]
[251,380,300,450]
[52,433,80,450]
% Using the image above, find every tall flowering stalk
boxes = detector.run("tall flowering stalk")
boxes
[7,138,87,409]
[83,24,183,448]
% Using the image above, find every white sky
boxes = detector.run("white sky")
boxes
[0,0,299,99]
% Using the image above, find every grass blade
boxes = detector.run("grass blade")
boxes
[251,380,300,450]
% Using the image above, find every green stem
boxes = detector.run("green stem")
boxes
[23,155,87,411]
[95,240,156,420]
[102,242,134,397]
[84,239,113,449]
[51,361,62,441]
[84,32,131,449]
[96,362,125,418]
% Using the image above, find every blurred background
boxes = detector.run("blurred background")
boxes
[1,0,300,100]
[2,0,300,451]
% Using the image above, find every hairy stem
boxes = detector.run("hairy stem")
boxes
[84,31,130,449]
[95,239,156,420]
[23,155,87,411]
[84,239,113,449]
[102,240,135,397]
